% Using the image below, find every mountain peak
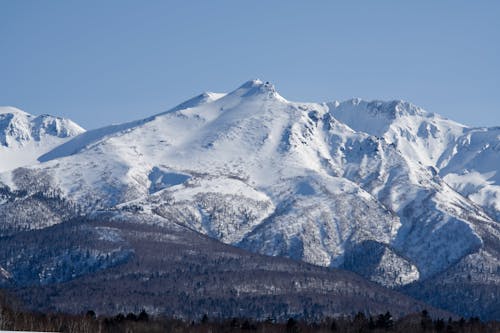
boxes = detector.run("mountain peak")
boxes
[342,99,426,119]
[0,107,85,172]
[230,79,285,101]
[0,107,83,143]
[0,82,498,321]
[238,79,265,88]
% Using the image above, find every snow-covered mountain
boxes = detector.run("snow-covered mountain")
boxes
[1,216,451,320]
[330,99,500,222]
[0,106,85,172]
[0,80,498,319]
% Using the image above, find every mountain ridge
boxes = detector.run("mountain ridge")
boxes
[0,106,85,172]
[0,80,498,319]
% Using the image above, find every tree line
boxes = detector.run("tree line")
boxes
[1,295,498,333]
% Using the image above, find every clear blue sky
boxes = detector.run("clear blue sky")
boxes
[1,1,499,129]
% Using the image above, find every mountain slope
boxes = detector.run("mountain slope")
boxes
[0,106,84,172]
[329,99,500,221]
[0,80,498,319]
[1,213,450,320]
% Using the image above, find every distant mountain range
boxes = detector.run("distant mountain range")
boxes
[0,80,498,320]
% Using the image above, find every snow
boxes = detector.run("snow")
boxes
[148,167,191,193]
[1,80,498,288]
[0,106,84,172]
[329,99,467,168]
[330,100,500,221]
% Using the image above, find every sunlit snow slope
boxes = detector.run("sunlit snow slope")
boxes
[0,106,84,172]
[331,99,500,221]
[0,81,498,293]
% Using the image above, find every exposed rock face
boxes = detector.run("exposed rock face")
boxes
[0,80,498,319]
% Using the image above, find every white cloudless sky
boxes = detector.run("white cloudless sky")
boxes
[1,0,499,129]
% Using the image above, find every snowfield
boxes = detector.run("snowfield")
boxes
[0,80,498,304]
[0,106,84,172]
